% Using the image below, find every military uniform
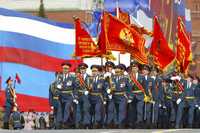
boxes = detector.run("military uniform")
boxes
[75,63,91,128]
[111,64,130,128]
[58,62,79,127]
[151,75,162,127]
[3,77,15,129]
[89,65,107,128]
[142,65,153,128]
[127,71,144,128]
[175,77,196,128]
[49,76,62,128]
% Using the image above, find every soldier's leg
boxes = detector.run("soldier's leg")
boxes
[136,100,144,124]
[94,97,103,126]
[145,103,152,128]
[63,98,73,124]
[106,100,115,126]
[153,102,159,127]
[3,106,12,129]
[175,101,184,128]
[118,96,127,128]
[82,96,91,126]
[188,103,195,128]
[127,99,136,128]
[75,100,82,128]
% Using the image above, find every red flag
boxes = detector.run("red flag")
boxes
[150,16,175,70]
[98,12,148,64]
[176,17,192,73]
[118,8,130,24]
[15,73,21,84]
[74,18,103,57]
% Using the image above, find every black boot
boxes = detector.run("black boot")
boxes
[3,122,9,129]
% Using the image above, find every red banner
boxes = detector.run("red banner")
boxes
[150,16,175,70]
[176,17,192,73]
[98,12,148,64]
[75,18,102,57]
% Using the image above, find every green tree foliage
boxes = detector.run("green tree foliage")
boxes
[38,0,47,18]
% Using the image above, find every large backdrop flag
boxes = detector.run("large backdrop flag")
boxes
[74,18,103,57]
[98,11,148,64]
[150,16,175,70]
[176,17,192,73]
[0,8,82,112]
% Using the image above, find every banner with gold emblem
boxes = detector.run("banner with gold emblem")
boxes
[98,11,148,64]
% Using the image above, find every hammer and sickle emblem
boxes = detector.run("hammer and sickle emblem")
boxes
[119,28,135,46]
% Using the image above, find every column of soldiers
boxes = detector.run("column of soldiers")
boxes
[49,61,200,129]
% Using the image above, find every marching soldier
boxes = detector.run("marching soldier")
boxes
[75,63,91,128]
[142,65,153,128]
[104,61,116,128]
[58,62,79,128]
[49,72,62,129]
[194,76,200,128]
[112,64,130,128]
[127,61,145,128]
[167,71,185,128]
[150,67,163,128]
[175,75,196,128]
[3,77,17,129]
[89,65,107,128]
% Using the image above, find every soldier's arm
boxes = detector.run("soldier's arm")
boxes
[48,84,53,107]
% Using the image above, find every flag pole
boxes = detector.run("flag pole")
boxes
[116,0,121,65]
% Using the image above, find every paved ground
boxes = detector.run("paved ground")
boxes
[0,129,200,133]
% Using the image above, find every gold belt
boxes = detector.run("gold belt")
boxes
[132,90,142,93]
[90,92,102,96]
[173,91,182,94]
[166,96,172,100]
[78,90,85,93]
[61,90,72,94]
[114,92,125,95]
[53,96,59,100]
[185,96,195,100]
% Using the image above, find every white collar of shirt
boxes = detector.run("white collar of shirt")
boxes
[135,72,138,80]
[145,75,148,80]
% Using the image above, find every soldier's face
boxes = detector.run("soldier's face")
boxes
[131,66,138,73]
[193,79,198,85]
[8,80,13,86]
[106,66,113,72]
[62,66,70,73]
[80,68,86,74]
[143,69,149,75]
[115,68,121,75]
[92,69,98,76]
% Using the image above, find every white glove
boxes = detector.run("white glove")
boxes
[128,99,132,103]
[57,84,62,89]
[163,105,167,109]
[84,91,89,96]
[108,95,112,99]
[107,89,111,94]
[176,98,182,105]
[51,106,54,110]
[73,99,79,104]
[103,101,107,105]
[151,76,156,80]
[177,76,181,81]
[104,72,111,78]
[195,105,199,108]
[159,104,162,107]
[199,107,200,110]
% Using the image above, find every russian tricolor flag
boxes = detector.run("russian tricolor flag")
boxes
[0,8,81,111]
